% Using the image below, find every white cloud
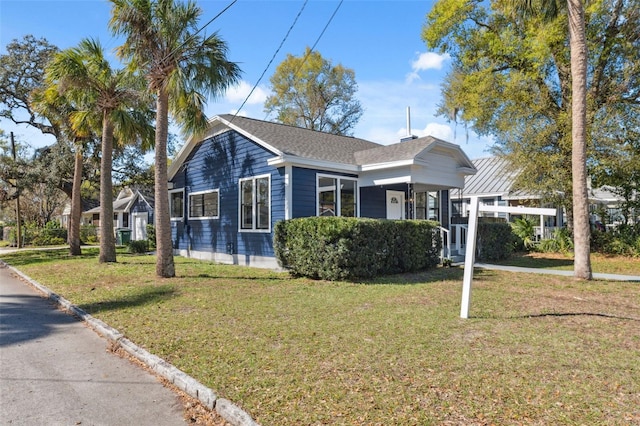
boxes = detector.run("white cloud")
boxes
[406,51,450,83]
[421,122,454,141]
[412,52,450,71]
[224,80,269,105]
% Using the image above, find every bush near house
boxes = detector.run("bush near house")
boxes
[7,221,68,247]
[80,224,98,244]
[127,239,149,254]
[274,217,441,280]
[476,222,517,261]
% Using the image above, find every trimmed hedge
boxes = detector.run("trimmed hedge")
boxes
[476,222,517,261]
[274,217,441,280]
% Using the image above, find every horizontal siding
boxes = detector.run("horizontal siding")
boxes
[169,130,283,259]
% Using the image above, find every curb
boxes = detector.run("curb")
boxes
[2,261,260,426]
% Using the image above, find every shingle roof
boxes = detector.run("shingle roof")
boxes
[218,114,381,165]
[354,136,438,164]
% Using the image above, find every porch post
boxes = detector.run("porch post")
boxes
[284,165,292,220]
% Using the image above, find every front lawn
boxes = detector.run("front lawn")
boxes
[3,249,639,425]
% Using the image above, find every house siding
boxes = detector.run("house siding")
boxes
[360,184,408,219]
[169,130,283,261]
[130,197,153,222]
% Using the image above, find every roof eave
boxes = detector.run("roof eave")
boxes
[268,155,359,173]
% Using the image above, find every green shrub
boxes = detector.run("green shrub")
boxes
[146,224,156,249]
[127,239,149,254]
[274,217,441,280]
[476,222,517,261]
[20,221,68,246]
[539,227,574,254]
[510,217,536,250]
[591,224,640,257]
[80,224,98,244]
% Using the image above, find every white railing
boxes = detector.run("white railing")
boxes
[439,226,451,259]
[451,224,468,256]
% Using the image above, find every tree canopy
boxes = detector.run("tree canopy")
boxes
[423,0,639,215]
[109,0,241,278]
[264,47,363,136]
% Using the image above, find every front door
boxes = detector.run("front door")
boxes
[132,213,148,241]
[386,190,405,220]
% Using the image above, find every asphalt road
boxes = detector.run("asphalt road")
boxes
[0,263,187,426]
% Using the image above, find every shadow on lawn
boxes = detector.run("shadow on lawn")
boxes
[0,248,99,266]
[476,312,640,322]
[78,286,176,315]
[494,253,575,269]
[361,266,465,285]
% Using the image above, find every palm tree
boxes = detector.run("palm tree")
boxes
[109,0,241,278]
[515,0,592,279]
[31,85,84,256]
[46,38,154,263]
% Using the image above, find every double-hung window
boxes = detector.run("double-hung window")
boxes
[189,190,219,219]
[239,175,270,231]
[317,175,357,217]
[169,189,184,220]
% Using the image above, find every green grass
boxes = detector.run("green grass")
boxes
[493,251,640,275]
[2,248,639,425]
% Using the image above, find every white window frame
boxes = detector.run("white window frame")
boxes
[238,174,271,233]
[169,188,185,221]
[316,174,358,217]
[188,189,220,220]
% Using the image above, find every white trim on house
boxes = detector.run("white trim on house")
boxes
[316,173,359,217]
[174,248,282,270]
[238,173,271,233]
[168,188,185,221]
[284,165,293,220]
[187,189,220,220]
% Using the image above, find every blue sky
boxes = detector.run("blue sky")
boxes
[0,0,494,159]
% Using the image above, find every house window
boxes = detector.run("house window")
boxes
[169,189,184,220]
[189,190,219,219]
[123,213,129,228]
[317,175,357,217]
[239,175,270,231]
[413,192,439,220]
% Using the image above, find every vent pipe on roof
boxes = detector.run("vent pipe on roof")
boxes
[401,106,418,142]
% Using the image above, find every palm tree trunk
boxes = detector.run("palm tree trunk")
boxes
[69,139,83,256]
[99,114,117,263]
[568,0,592,279]
[155,89,175,278]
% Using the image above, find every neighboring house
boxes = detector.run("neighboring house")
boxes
[167,114,476,268]
[450,156,563,233]
[60,198,99,230]
[83,187,155,241]
[449,156,634,246]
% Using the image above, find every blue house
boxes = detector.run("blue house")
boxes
[167,114,476,268]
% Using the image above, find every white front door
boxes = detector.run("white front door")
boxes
[132,213,148,241]
[386,190,405,220]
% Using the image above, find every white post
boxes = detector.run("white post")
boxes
[461,196,479,318]
[540,214,545,240]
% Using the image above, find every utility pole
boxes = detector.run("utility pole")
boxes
[10,132,22,248]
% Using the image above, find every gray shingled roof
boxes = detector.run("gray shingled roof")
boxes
[353,136,438,164]
[219,114,381,165]
[451,156,519,197]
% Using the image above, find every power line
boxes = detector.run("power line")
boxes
[230,0,309,123]
[262,0,344,122]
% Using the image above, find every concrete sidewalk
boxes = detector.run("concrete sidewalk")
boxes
[475,262,640,281]
[0,263,187,426]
